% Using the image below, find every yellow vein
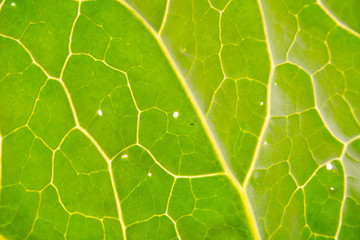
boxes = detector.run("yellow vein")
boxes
[298,160,333,190]
[24,192,41,240]
[137,143,225,179]
[309,74,346,143]
[177,172,224,179]
[58,1,128,238]
[165,181,182,239]
[0,34,54,79]
[77,126,127,239]
[317,0,360,38]
[268,188,299,239]
[58,79,80,126]
[136,143,177,178]
[343,97,360,127]
[123,73,141,144]
[285,17,299,60]
[205,6,229,117]
[58,0,81,126]
[116,0,261,239]
[242,0,276,234]
[244,0,275,189]
[335,141,350,238]
[158,0,170,35]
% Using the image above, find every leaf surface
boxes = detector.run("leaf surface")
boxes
[0,0,359,239]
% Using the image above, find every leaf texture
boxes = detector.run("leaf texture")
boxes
[0,0,359,239]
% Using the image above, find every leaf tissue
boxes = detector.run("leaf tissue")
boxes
[0,0,359,239]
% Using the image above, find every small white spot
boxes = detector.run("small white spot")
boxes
[11,2,15,6]
[326,163,333,170]
[330,187,335,191]
[148,173,152,177]
[253,171,260,179]
[274,82,277,86]
[121,154,128,159]
[97,109,103,116]
[173,111,179,118]
[264,141,268,145]
[260,101,264,106]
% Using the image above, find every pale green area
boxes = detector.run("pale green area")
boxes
[0,0,360,239]
[124,0,167,31]
[321,0,360,34]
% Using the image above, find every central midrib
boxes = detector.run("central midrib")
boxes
[116,0,262,239]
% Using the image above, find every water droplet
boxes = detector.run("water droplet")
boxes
[326,163,333,170]
[264,141,268,145]
[121,154,128,159]
[173,111,179,118]
[98,109,103,116]
[11,2,15,6]
[148,173,152,177]
[330,187,335,191]
[260,101,264,106]
[274,82,277,86]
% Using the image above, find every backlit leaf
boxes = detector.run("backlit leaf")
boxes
[0,0,359,239]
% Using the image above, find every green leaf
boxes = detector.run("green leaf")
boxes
[0,0,359,239]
